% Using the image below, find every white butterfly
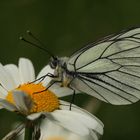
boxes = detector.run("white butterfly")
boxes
[22,27,140,105]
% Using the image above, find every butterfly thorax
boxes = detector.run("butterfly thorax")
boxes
[50,57,73,87]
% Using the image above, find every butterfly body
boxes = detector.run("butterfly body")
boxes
[49,57,73,87]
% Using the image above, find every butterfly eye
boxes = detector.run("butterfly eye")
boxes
[49,57,58,69]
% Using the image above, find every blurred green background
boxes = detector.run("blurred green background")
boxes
[0,0,140,139]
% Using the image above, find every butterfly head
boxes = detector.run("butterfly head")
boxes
[49,56,59,69]
[49,56,69,70]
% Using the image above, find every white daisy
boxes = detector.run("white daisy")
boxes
[0,58,103,137]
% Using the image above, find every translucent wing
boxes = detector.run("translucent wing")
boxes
[67,27,140,105]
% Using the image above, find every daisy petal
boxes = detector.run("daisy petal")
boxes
[0,99,17,111]
[36,65,54,86]
[27,112,43,121]
[50,84,75,97]
[90,129,98,140]
[58,110,101,134]
[41,120,66,137]
[0,63,15,90]
[40,120,94,140]
[13,90,33,114]
[60,100,104,135]
[4,64,21,87]
[19,58,35,83]
[0,86,8,99]
[0,106,4,109]
[46,110,91,136]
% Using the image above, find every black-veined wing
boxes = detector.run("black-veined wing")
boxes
[67,27,140,105]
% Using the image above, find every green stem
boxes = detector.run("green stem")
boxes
[24,120,34,140]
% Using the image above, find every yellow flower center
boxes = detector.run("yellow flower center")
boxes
[6,83,59,113]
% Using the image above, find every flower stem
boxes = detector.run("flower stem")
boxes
[24,120,34,140]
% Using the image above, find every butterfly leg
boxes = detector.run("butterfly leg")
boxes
[68,77,77,110]
[68,86,76,110]
[30,73,58,84]
[33,80,63,94]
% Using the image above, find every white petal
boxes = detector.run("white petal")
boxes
[41,120,66,138]
[4,64,21,87]
[46,110,91,136]
[0,86,8,99]
[19,58,35,83]
[68,133,94,140]
[0,63,15,90]
[13,90,33,114]
[60,100,104,135]
[50,84,74,97]
[0,99,17,111]
[90,129,98,140]
[0,106,4,109]
[27,112,43,120]
[36,65,54,86]
[40,120,94,140]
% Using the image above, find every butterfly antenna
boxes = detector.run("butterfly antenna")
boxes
[19,32,55,59]
[26,30,46,47]
[26,30,56,58]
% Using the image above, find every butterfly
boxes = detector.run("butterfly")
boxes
[21,27,140,105]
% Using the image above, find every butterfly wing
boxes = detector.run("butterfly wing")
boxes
[66,27,140,105]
